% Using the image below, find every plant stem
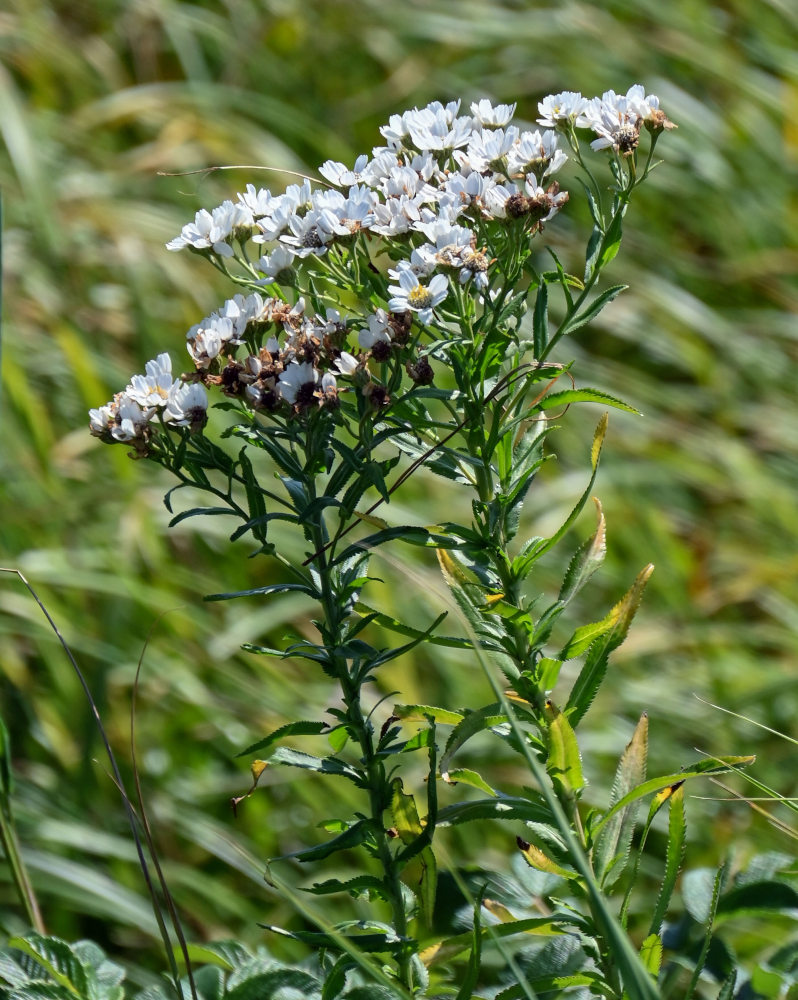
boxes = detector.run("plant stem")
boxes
[0,803,45,933]
[308,509,415,991]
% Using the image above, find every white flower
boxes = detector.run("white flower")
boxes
[470,99,516,127]
[280,208,337,256]
[358,309,393,350]
[388,270,448,324]
[166,200,253,256]
[380,100,462,149]
[237,184,276,218]
[277,361,318,406]
[127,353,174,408]
[333,351,359,375]
[459,248,491,290]
[388,247,437,280]
[111,394,155,443]
[319,154,370,187]
[580,93,641,154]
[89,398,119,438]
[257,245,296,284]
[459,126,519,175]
[537,91,588,128]
[165,382,208,430]
[508,129,568,178]
[371,195,423,236]
[187,316,234,369]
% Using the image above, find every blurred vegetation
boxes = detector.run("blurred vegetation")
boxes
[1,0,797,988]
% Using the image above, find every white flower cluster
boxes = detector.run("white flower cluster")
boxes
[92,89,673,443]
[89,354,208,450]
[538,84,675,154]
[166,98,573,284]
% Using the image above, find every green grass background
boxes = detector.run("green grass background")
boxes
[1,0,797,984]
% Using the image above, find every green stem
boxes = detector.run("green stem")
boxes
[307,507,415,992]
[538,193,630,363]
[0,804,45,933]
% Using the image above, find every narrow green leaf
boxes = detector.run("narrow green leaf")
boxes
[594,713,649,888]
[717,971,738,1000]
[558,497,606,606]
[272,819,369,864]
[167,506,234,527]
[454,888,484,1000]
[204,582,317,602]
[259,924,405,954]
[561,284,628,338]
[584,224,603,283]
[519,414,609,573]
[565,563,654,727]
[393,704,466,727]
[421,915,564,968]
[355,604,474,650]
[304,875,386,897]
[436,796,551,828]
[268,747,362,783]
[558,614,615,660]
[545,701,585,802]
[536,386,638,415]
[592,756,755,838]
[444,768,497,796]
[237,721,328,758]
[649,783,686,936]
[439,704,507,778]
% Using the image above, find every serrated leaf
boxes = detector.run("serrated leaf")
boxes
[558,497,606,606]
[224,969,322,999]
[420,915,564,967]
[565,563,654,727]
[536,387,638,415]
[268,747,363,783]
[436,796,550,827]
[303,875,386,897]
[558,614,615,660]
[439,704,508,778]
[639,933,662,977]
[516,836,576,879]
[443,768,497,796]
[594,713,649,888]
[7,937,88,999]
[270,819,370,864]
[592,756,755,839]
[204,582,317,602]
[716,971,738,1000]
[237,721,328,758]
[545,701,584,802]
[393,704,465,726]
[649,783,686,936]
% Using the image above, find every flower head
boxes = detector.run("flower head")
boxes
[388,270,448,325]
